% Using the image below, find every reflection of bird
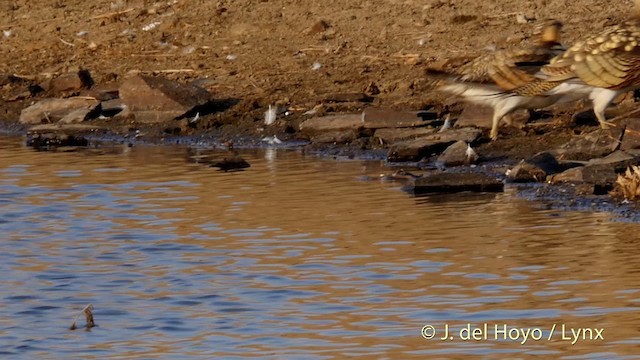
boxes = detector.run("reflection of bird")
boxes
[427,20,565,140]
[507,16,640,129]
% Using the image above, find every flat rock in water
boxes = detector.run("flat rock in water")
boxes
[409,172,504,194]
[362,108,438,129]
[299,114,363,136]
[554,128,623,161]
[373,127,436,143]
[455,104,529,129]
[387,128,481,162]
[19,97,101,124]
[549,164,618,186]
[119,75,213,123]
[436,140,476,167]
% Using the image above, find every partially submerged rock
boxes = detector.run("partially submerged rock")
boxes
[387,128,482,162]
[408,171,504,194]
[119,75,213,123]
[19,97,101,124]
[26,133,89,150]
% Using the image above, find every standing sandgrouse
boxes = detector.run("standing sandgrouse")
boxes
[427,20,565,140]
[508,19,640,129]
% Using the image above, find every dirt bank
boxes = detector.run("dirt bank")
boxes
[4,1,640,213]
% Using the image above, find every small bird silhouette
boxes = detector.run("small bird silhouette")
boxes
[427,20,565,140]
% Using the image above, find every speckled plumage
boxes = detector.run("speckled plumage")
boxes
[427,20,565,140]
[509,20,640,129]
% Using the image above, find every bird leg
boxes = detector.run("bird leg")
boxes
[591,89,620,129]
[490,111,504,141]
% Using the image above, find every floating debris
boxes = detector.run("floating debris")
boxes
[70,304,95,330]
[264,105,277,125]
[225,54,237,61]
[3,30,12,38]
[311,62,322,71]
[76,31,89,37]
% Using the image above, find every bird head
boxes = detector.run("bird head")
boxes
[534,19,563,46]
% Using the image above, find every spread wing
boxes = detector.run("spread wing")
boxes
[427,44,564,91]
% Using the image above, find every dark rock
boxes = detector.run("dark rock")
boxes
[311,129,358,144]
[554,128,623,161]
[621,118,640,150]
[456,104,529,129]
[99,98,126,117]
[81,82,119,101]
[507,162,548,182]
[299,114,363,136]
[436,140,477,166]
[322,93,373,103]
[307,20,330,35]
[387,128,482,162]
[362,107,438,129]
[26,133,89,150]
[508,151,564,182]
[409,172,504,194]
[527,152,563,174]
[373,127,436,143]
[19,97,101,124]
[28,123,106,132]
[40,70,94,94]
[119,75,213,123]
[585,150,638,171]
[549,164,617,186]
[212,154,250,171]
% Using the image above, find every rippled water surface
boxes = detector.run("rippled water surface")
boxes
[0,136,639,359]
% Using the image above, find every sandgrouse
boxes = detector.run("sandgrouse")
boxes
[508,18,640,129]
[427,20,565,140]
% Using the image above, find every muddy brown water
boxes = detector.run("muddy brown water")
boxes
[0,136,638,359]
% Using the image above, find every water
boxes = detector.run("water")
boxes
[0,136,638,359]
